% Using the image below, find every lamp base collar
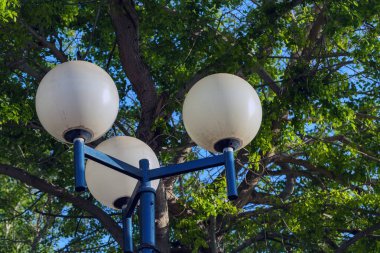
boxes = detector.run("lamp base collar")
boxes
[214,138,241,153]
[114,197,130,210]
[63,129,93,143]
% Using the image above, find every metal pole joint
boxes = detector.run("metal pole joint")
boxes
[137,243,161,253]
[139,186,156,195]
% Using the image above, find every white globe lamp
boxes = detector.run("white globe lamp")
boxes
[183,73,262,153]
[85,136,160,209]
[35,61,119,143]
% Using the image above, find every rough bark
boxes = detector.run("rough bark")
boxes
[155,182,170,253]
[108,0,159,146]
[209,215,217,253]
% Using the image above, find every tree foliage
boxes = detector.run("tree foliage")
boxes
[0,0,379,252]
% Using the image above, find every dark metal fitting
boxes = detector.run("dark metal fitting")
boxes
[138,186,156,195]
[137,243,161,252]
[75,186,86,192]
[64,128,93,143]
[213,138,241,153]
[113,197,130,210]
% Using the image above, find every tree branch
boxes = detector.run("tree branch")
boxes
[323,135,380,163]
[0,164,123,246]
[20,20,68,63]
[278,173,295,200]
[156,146,192,252]
[301,4,327,59]
[109,0,159,145]
[274,155,336,180]
[231,231,295,253]
[31,196,55,252]
[7,60,46,81]
[336,222,380,253]
[251,62,282,96]
[209,215,217,253]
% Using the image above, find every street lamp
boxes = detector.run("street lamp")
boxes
[35,61,262,252]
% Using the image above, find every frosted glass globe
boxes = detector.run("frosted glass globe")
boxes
[85,136,160,210]
[183,73,262,153]
[36,61,119,143]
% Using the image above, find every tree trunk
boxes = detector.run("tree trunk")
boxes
[209,215,218,253]
[156,182,170,252]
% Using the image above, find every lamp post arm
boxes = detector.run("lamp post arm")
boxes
[123,181,142,218]
[122,209,133,253]
[224,147,238,200]
[74,138,86,192]
[148,149,237,200]
[148,154,225,180]
[76,142,237,251]
[83,145,142,180]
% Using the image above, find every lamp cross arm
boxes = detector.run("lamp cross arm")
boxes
[122,181,141,218]
[83,145,142,180]
[148,154,226,180]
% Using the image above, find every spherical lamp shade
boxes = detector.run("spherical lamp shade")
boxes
[36,61,119,143]
[183,73,262,153]
[85,136,160,210]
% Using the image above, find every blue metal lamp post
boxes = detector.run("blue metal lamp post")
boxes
[35,62,262,253]
[75,139,237,252]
